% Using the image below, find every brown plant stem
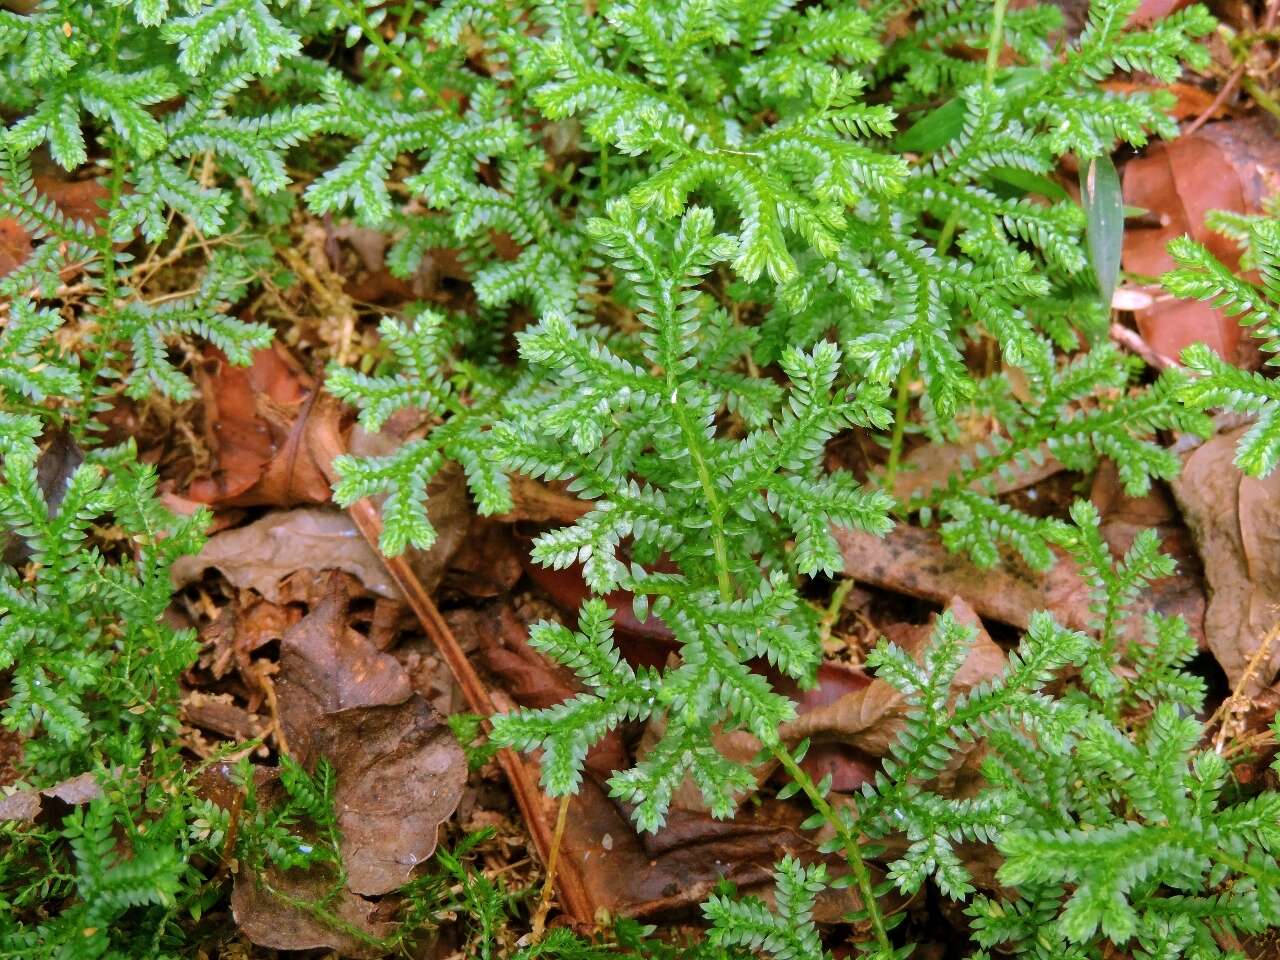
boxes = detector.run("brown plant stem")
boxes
[530,793,572,941]
[308,396,596,926]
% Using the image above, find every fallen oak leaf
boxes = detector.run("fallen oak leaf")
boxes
[305,394,599,924]
[1172,426,1280,693]
[220,770,394,959]
[275,581,466,897]
[171,508,403,603]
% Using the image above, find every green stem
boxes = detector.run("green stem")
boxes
[772,746,891,953]
[668,382,735,601]
[1241,76,1280,123]
[983,0,1011,91]
[935,211,961,256]
[883,364,912,494]
[335,0,450,109]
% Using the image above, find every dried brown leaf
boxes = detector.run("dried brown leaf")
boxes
[172,508,402,602]
[276,586,466,896]
[892,439,1063,504]
[1172,427,1280,692]
[782,599,1004,756]
[187,344,333,508]
[0,772,101,823]
[1122,117,1280,366]
[836,523,1203,644]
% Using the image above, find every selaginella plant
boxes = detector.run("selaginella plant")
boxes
[316,0,1280,956]
[4,0,1278,957]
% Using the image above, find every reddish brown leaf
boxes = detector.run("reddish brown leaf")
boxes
[1127,0,1193,23]
[1102,81,1224,121]
[781,599,1004,757]
[1122,117,1280,366]
[836,523,1204,645]
[186,343,334,508]
[0,176,111,283]
[521,558,677,655]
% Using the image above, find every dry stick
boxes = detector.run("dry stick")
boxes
[308,401,596,926]
[1208,617,1280,755]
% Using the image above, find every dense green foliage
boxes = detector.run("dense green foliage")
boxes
[2,0,1279,958]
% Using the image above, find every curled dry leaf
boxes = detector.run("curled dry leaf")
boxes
[172,508,402,602]
[501,474,591,524]
[0,772,101,823]
[197,596,298,681]
[173,465,467,603]
[275,584,467,897]
[187,343,334,508]
[836,522,1204,645]
[226,775,394,959]
[1122,117,1280,365]
[1172,427,1280,693]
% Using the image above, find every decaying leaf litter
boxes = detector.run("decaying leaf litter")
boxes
[5,0,1280,956]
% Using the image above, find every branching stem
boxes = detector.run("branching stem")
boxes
[772,745,891,953]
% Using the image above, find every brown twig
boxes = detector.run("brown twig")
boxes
[1208,617,1280,755]
[307,396,595,926]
